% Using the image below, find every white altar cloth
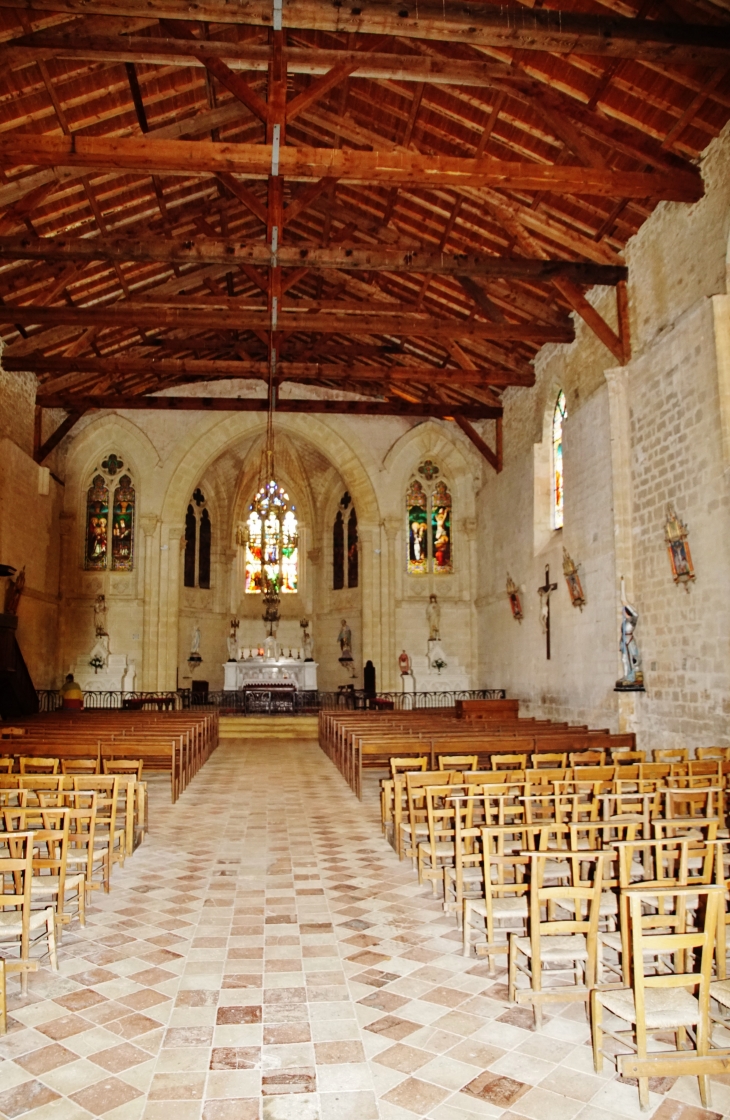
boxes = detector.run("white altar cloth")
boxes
[223,657,318,692]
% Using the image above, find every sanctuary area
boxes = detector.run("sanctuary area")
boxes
[1,2,730,1118]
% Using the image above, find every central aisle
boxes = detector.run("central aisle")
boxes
[0,739,716,1120]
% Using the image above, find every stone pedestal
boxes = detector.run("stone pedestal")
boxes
[75,650,136,696]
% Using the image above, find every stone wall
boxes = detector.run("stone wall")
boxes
[476,121,730,751]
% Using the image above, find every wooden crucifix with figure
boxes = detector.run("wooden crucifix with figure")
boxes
[538,565,558,660]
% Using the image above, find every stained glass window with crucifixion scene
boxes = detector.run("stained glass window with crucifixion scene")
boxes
[552,390,567,530]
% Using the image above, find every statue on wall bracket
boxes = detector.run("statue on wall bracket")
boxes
[664,505,695,591]
[506,574,523,622]
[562,548,586,611]
[615,577,644,692]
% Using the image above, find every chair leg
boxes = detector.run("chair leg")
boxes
[0,959,5,1035]
[698,1074,710,1109]
[533,997,543,1031]
[590,990,603,1072]
[46,909,58,971]
[638,1077,650,1111]
[507,934,517,1003]
[462,902,473,958]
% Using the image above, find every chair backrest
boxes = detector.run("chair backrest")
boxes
[0,758,14,773]
[653,747,688,764]
[612,750,645,765]
[390,756,428,777]
[569,750,606,767]
[103,759,143,780]
[530,752,568,770]
[492,753,527,771]
[662,787,719,820]
[624,885,721,1024]
[61,759,100,776]
[438,755,478,771]
[697,746,730,761]
[19,756,59,775]
[0,831,34,952]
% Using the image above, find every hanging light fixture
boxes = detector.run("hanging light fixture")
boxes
[245,357,298,619]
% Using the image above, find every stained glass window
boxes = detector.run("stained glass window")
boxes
[407,479,428,574]
[198,509,211,588]
[552,389,567,530]
[111,474,135,571]
[333,511,344,590]
[347,509,359,588]
[431,481,452,574]
[184,505,196,587]
[85,474,109,570]
[244,482,298,594]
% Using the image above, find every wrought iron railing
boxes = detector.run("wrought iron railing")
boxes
[36,687,504,715]
[36,690,182,712]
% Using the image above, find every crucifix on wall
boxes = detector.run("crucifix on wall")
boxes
[537,565,558,660]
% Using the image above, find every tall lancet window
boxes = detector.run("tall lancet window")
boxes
[347,508,359,588]
[198,509,212,589]
[552,389,567,529]
[85,474,109,570]
[184,489,212,588]
[84,455,136,571]
[407,463,453,574]
[244,482,298,593]
[333,511,345,590]
[184,506,196,587]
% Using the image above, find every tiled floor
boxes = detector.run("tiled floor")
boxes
[1,738,729,1120]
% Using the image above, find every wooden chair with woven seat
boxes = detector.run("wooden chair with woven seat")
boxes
[383,757,428,831]
[600,837,715,986]
[463,823,541,972]
[591,884,725,1111]
[0,759,14,774]
[508,849,605,1029]
[0,830,57,995]
[19,757,59,775]
[103,758,144,781]
[417,783,464,894]
[444,792,485,924]
[697,746,730,762]
[71,776,125,891]
[399,771,456,865]
[3,807,87,939]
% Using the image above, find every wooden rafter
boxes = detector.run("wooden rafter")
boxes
[0,135,703,200]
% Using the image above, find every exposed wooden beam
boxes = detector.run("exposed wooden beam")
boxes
[285,61,359,122]
[552,276,624,364]
[11,354,528,387]
[0,134,703,200]
[33,408,84,462]
[34,394,502,420]
[160,18,270,125]
[453,414,502,472]
[0,37,521,87]
[0,2,726,66]
[0,302,573,341]
[0,235,629,284]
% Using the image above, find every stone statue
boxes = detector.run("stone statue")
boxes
[227,633,238,661]
[398,650,412,676]
[617,577,643,688]
[302,630,314,661]
[93,593,108,637]
[191,624,201,655]
[426,594,441,642]
[338,619,352,660]
[3,565,25,615]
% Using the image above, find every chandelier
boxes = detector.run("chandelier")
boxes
[244,389,298,608]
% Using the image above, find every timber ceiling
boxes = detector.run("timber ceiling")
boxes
[0,0,729,464]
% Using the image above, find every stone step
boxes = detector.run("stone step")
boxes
[219,715,319,740]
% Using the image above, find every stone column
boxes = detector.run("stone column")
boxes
[139,515,160,691]
[57,511,77,677]
[712,295,730,467]
[463,514,479,687]
[158,523,183,691]
[380,517,400,691]
[359,524,377,679]
[605,365,637,735]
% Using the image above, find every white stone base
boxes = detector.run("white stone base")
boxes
[223,658,318,691]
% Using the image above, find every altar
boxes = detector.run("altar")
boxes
[223,656,318,692]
